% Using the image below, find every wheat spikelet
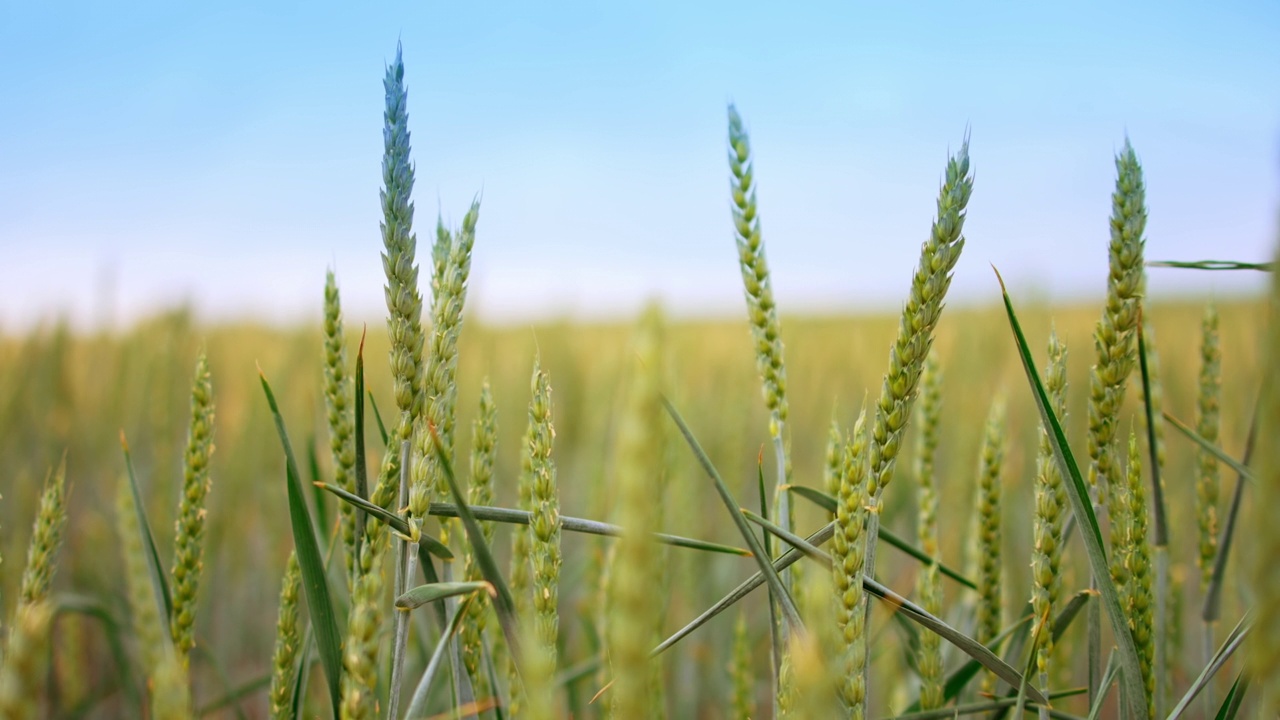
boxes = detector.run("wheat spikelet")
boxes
[0,602,52,720]
[115,475,165,681]
[729,609,755,719]
[974,399,1006,695]
[461,379,498,697]
[1195,303,1221,589]
[831,407,870,717]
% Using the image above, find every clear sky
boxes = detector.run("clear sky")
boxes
[1,1,1277,329]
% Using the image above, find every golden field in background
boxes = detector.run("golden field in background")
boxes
[0,294,1263,716]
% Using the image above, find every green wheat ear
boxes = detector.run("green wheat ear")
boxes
[322,271,358,584]
[19,457,68,608]
[607,306,665,718]
[526,361,561,673]
[1195,303,1221,590]
[410,200,479,543]
[461,379,498,698]
[974,397,1006,695]
[268,552,301,720]
[727,105,794,540]
[1086,140,1146,512]
[1030,331,1068,703]
[831,406,870,718]
[912,353,943,710]
[170,352,215,667]
[1116,432,1155,717]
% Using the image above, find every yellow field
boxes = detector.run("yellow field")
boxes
[0,293,1264,716]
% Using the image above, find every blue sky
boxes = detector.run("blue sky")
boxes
[1,1,1277,328]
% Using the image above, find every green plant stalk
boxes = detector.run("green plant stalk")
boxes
[323,271,359,585]
[913,354,944,710]
[1030,331,1068,719]
[863,139,971,714]
[19,458,68,608]
[171,352,215,668]
[268,552,302,720]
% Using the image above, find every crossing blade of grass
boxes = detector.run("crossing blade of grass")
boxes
[882,688,1086,720]
[1147,259,1274,271]
[197,674,272,717]
[1086,652,1119,720]
[395,582,493,610]
[995,268,1149,720]
[319,481,747,557]
[1212,672,1249,720]
[1167,612,1253,720]
[425,423,523,668]
[259,370,343,719]
[314,483,453,560]
[120,433,173,626]
[788,484,977,589]
[737,509,1049,705]
[661,395,802,632]
[404,595,478,720]
[367,390,390,447]
[1203,406,1258,624]
[1162,411,1255,483]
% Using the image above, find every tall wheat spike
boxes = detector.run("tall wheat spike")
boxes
[343,43,421,719]
[607,307,665,718]
[115,475,166,682]
[1030,331,1068,714]
[831,407,871,718]
[18,458,67,608]
[268,552,302,719]
[974,398,1006,696]
[170,352,214,667]
[322,271,358,583]
[727,105,794,555]
[462,380,498,699]
[912,353,944,710]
